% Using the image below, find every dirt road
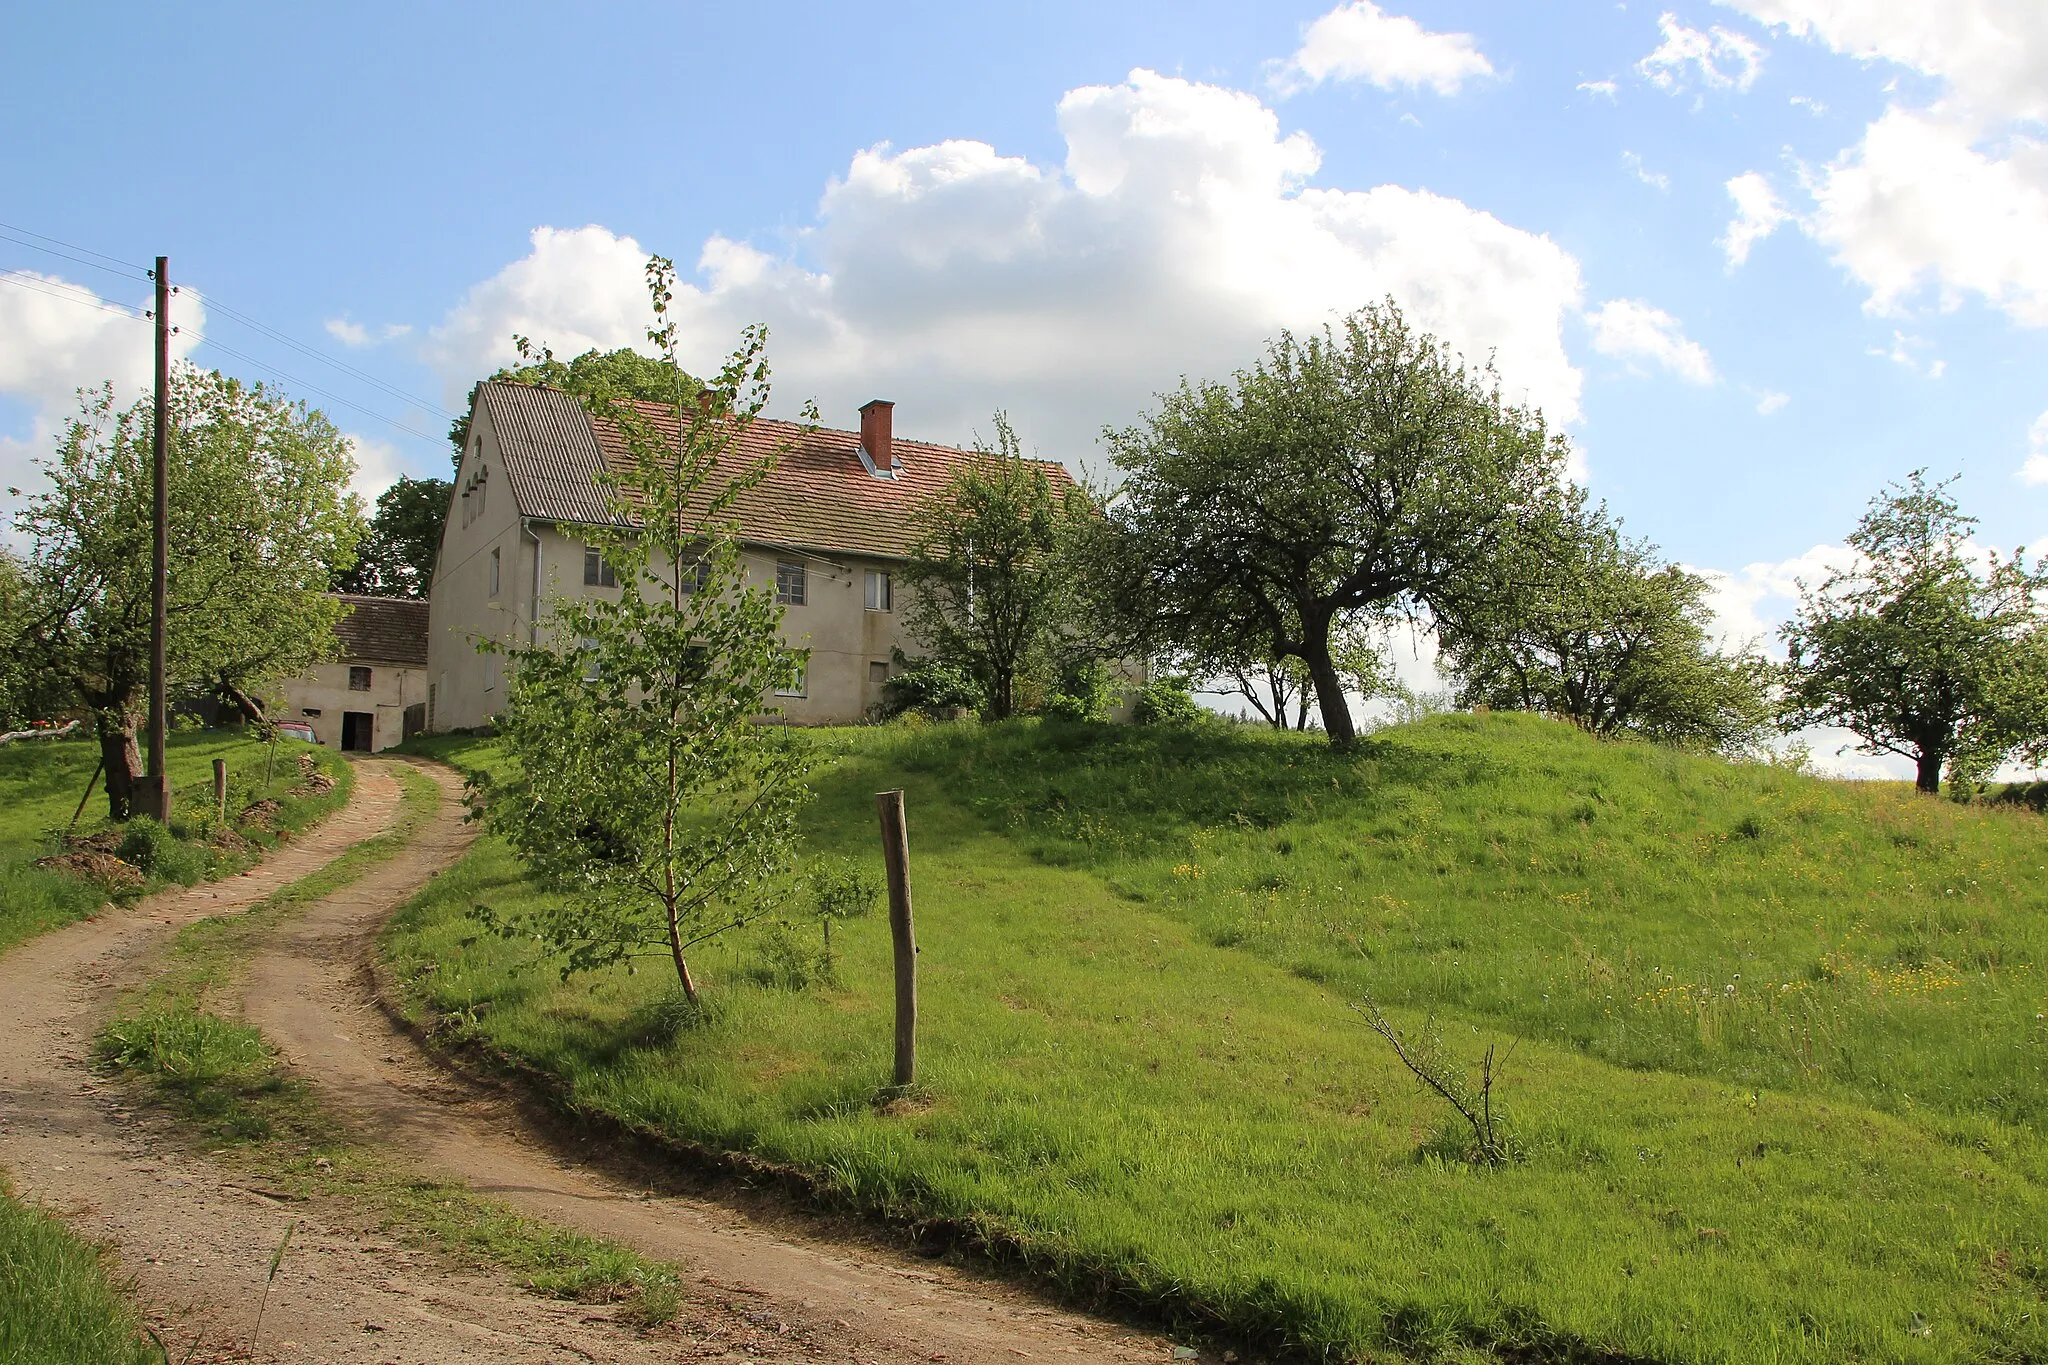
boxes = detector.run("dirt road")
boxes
[0,758,1177,1364]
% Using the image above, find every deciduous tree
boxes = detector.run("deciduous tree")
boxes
[1781,472,2048,793]
[901,413,1094,719]
[10,373,361,817]
[1437,492,1773,751]
[1104,302,1567,746]
[472,259,813,1004]
[333,474,451,598]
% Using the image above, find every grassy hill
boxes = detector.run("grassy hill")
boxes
[388,715,2048,1363]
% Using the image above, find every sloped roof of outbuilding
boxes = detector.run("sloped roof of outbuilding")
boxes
[330,594,431,666]
[475,380,1080,561]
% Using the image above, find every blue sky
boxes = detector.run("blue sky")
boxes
[5,1,2046,765]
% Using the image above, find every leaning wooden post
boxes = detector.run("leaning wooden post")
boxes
[213,759,228,825]
[875,789,918,1089]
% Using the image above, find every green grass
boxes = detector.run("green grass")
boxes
[0,1173,160,1365]
[0,729,353,954]
[93,761,685,1324]
[384,716,2048,1363]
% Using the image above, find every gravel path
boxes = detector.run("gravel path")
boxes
[0,757,1176,1364]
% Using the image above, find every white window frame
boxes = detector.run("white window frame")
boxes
[774,660,807,698]
[489,546,501,598]
[864,569,892,612]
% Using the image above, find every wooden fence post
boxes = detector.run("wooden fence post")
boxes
[213,759,228,825]
[875,789,917,1089]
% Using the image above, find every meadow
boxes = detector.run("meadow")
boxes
[387,715,2048,1363]
[0,728,352,953]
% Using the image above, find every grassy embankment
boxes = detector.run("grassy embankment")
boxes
[0,729,355,1363]
[92,762,688,1327]
[0,730,353,954]
[387,716,2048,1363]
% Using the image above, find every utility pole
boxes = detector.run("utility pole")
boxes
[137,256,172,822]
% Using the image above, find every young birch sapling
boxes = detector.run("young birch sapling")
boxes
[470,257,815,1004]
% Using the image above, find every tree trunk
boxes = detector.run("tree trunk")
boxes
[667,904,700,1004]
[219,680,269,726]
[1915,748,1942,795]
[96,715,143,821]
[1298,637,1356,747]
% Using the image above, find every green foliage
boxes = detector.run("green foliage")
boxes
[1783,471,2048,793]
[0,1177,159,1365]
[473,260,813,1003]
[114,816,210,885]
[1039,656,1118,723]
[1105,300,1572,746]
[9,369,362,817]
[333,473,451,598]
[878,656,985,718]
[1438,488,1775,752]
[900,413,1097,719]
[390,721,2048,1363]
[1132,675,1204,726]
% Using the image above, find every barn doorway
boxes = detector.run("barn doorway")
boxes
[341,711,374,752]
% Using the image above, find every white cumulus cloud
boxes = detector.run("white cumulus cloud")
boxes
[2022,410,2048,485]
[1756,389,1790,414]
[1720,0,2048,123]
[0,272,203,520]
[325,317,411,348]
[1638,12,1765,93]
[428,70,1590,470]
[1806,107,2048,325]
[1270,1,1495,97]
[1584,299,1717,384]
[1721,0,2048,329]
[1720,171,1793,266]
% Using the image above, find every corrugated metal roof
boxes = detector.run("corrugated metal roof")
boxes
[330,593,431,666]
[475,380,1079,560]
[479,382,620,526]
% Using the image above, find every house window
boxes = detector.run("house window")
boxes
[301,707,322,717]
[678,555,710,594]
[583,545,616,588]
[579,637,601,683]
[348,666,372,691]
[775,560,806,606]
[864,569,892,612]
[868,661,888,686]
[489,546,501,598]
[774,660,807,698]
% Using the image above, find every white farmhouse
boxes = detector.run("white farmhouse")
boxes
[276,594,431,751]
[424,383,1079,730]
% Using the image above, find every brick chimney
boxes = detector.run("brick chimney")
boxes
[859,399,896,472]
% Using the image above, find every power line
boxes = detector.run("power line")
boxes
[186,330,443,443]
[195,291,455,420]
[0,228,152,284]
[0,216,454,443]
[0,269,149,320]
[0,220,150,277]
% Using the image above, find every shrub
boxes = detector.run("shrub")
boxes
[115,817,210,885]
[1040,658,1118,723]
[880,658,985,718]
[1990,780,2048,814]
[1133,675,1204,726]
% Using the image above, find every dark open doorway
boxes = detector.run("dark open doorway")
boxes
[341,711,374,752]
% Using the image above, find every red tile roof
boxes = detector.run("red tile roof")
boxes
[478,381,1079,561]
[329,594,430,666]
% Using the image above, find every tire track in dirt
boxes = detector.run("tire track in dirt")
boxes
[241,757,1173,1365]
